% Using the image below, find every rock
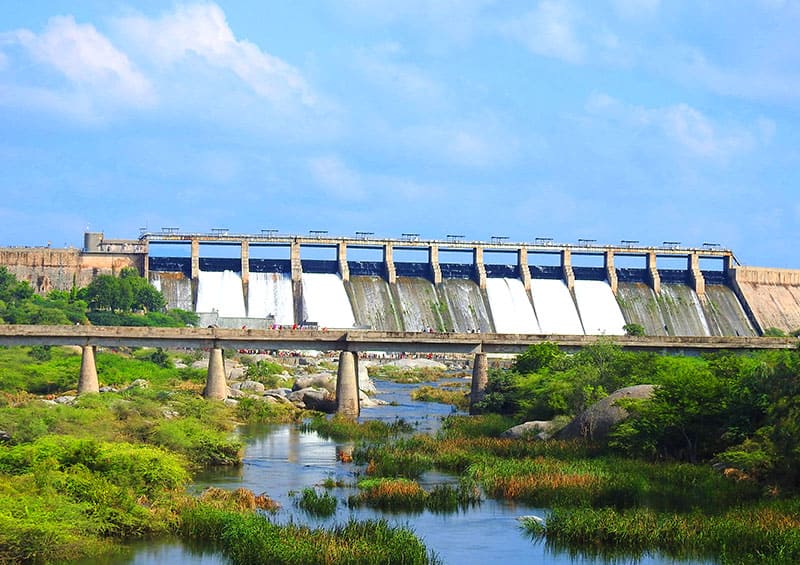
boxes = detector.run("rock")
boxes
[226,387,246,399]
[0,430,11,443]
[55,395,76,405]
[162,409,180,419]
[385,358,447,370]
[288,387,336,412]
[223,398,239,407]
[174,361,188,369]
[556,385,656,441]
[238,380,266,393]
[99,386,118,393]
[358,364,377,395]
[293,374,336,393]
[191,360,208,370]
[502,420,560,440]
[228,367,246,381]
[126,379,150,390]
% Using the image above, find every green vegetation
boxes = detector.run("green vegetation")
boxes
[367,364,447,383]
[0,266,197,327]
[294,487,338,517]
[623,322,646,336]
[347,477,480,513]
[305,414,415,441]
[410,383,470,410]
[180,509,439,564]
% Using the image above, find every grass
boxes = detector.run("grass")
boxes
[411,384,470,410]
[294,487,338,517]
[180,507,440,564]
[523,501,800,564]
[367,364,447,383]
[304,414,415,441]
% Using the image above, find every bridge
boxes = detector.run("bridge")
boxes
[0,326,796,416]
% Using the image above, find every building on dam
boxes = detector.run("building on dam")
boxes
[2,230,800,336]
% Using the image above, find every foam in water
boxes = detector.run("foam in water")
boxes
[248,272,294,325]
[573,280,626,335]
[530,279,584,334]
[196,270,246,317]
[301,273,355,328]
[485,278,540,333]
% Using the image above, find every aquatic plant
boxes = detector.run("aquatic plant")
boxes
[180,508,440,564]
[294,487,338,517]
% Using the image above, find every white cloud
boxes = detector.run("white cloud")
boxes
[309,155,365,200]
[116,3,314,107]
[585,92,757,159]
[355,43,444,102]
[499,1,585,64]
[1,15,154,113]
[611,0,660,19]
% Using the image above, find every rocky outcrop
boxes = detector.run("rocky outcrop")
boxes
[556,385,656,441]
[501,420,561,440]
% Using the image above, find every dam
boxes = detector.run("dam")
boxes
[3,230,800,337]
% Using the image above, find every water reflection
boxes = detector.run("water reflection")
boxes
[110,380,711,565]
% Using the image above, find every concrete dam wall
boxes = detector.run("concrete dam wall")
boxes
[4,231,800,336]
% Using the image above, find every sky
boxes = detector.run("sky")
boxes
[1,1,799,268]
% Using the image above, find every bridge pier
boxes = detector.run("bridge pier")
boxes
[336,351,360,417]
[78,345,99,394]
[204,347,228,400]
[469,352,488,414]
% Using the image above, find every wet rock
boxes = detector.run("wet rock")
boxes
[556,385,656,441]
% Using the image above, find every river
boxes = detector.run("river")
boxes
[103,380,709,565]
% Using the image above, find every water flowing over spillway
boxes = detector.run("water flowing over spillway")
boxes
[530,279,584,334]
[439,279,493,333]
[347,276,403,331]
[150,273,192,312]
[573,280,626,335]
[247,272,294,325]
[657,284,710,336]
[301,273,355,328]
[196,270,246,317]
[701,285,756,337]
[394,277,445,332]
[486,278,540,333]
[616,282,668,336]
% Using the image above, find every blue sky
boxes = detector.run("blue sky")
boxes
[1,1,798,268]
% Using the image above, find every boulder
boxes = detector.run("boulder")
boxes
[237,380,266,394]
[228,367,246,381]
[293,373,336,393]
[385,358,447,370]
[191,360,208,370]
[55,395,76,405]
[502,420,560,440]
[556,385,656,441]
[125,379,150,390]
[288,387,336,412]
[226,387,246,399]
[0,430,11,444]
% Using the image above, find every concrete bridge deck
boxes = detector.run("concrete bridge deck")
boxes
[0,325,796,354]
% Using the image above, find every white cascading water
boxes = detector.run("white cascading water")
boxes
[485,278,540,333]
[196,270,246,317]
[248,272,294,325]
[573,280,626,335]
[530,278,585,334]
[301,273,356,328]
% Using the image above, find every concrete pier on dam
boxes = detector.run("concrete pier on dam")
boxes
[3,230,800,337]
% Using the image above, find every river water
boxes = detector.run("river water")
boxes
[110,381,708,565]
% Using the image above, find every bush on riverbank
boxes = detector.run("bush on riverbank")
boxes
[367,364,447,383]
[411,384,470,410]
